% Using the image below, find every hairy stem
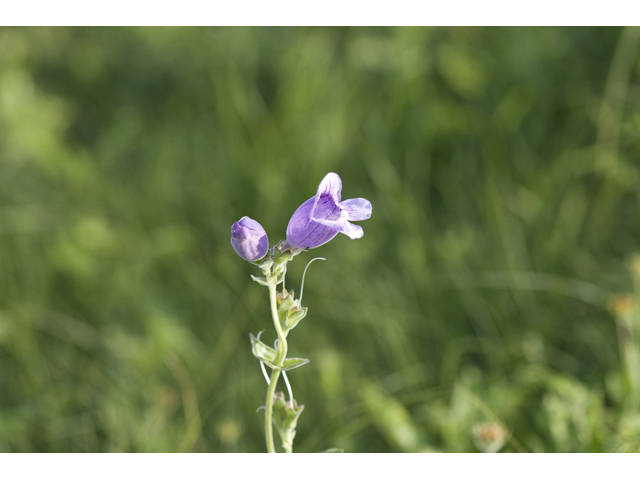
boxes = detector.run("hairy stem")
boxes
[269,282,288,364]
[265,280,288,453]
[264,367,281,453]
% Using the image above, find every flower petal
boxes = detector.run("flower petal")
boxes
[313,216,363,239]
[334,219,364,239]
[284,171,371,250]
[315,172,342,205]
[285,197,340,249]
[339,198,372,221]
[311,194,341,223]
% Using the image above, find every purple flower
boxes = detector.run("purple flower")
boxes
[284,173,372,250]
[231,216,269,262]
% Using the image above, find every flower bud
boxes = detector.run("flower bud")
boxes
[230,216,269,262]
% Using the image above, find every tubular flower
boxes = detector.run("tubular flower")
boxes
[284,172,372,250]
[231,216,269,262]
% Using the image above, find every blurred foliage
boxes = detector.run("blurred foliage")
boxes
[1,26,640,452]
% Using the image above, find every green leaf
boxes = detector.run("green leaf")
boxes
[281,357,310,371]
[249,332,277,366]
[250,275,270,286]
[318,448,344,453]
[250,334,309,371]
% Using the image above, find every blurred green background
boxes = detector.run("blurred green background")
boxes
[1,26,640,453]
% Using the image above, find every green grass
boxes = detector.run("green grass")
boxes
[1,26,640,452]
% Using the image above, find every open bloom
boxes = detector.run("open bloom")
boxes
[231,216,269,262]
[284,172,372,250]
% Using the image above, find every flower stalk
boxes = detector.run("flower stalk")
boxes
[264,365,281,453]
[264,279,286,453]
[269,281,288,366]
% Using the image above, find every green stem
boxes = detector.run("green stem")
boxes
[265,280,288,453]
[269,282,288,364]
[264,367,281,453]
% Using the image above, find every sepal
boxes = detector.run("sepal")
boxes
[276,288,308,333]
[259,257,274,270]
[277,289,297,311]
[272,392,304,452]
[273,250,291,266]
[285,307,307,331]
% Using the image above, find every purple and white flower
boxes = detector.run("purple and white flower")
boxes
[231,216,269,262]
[284,172,372,250]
